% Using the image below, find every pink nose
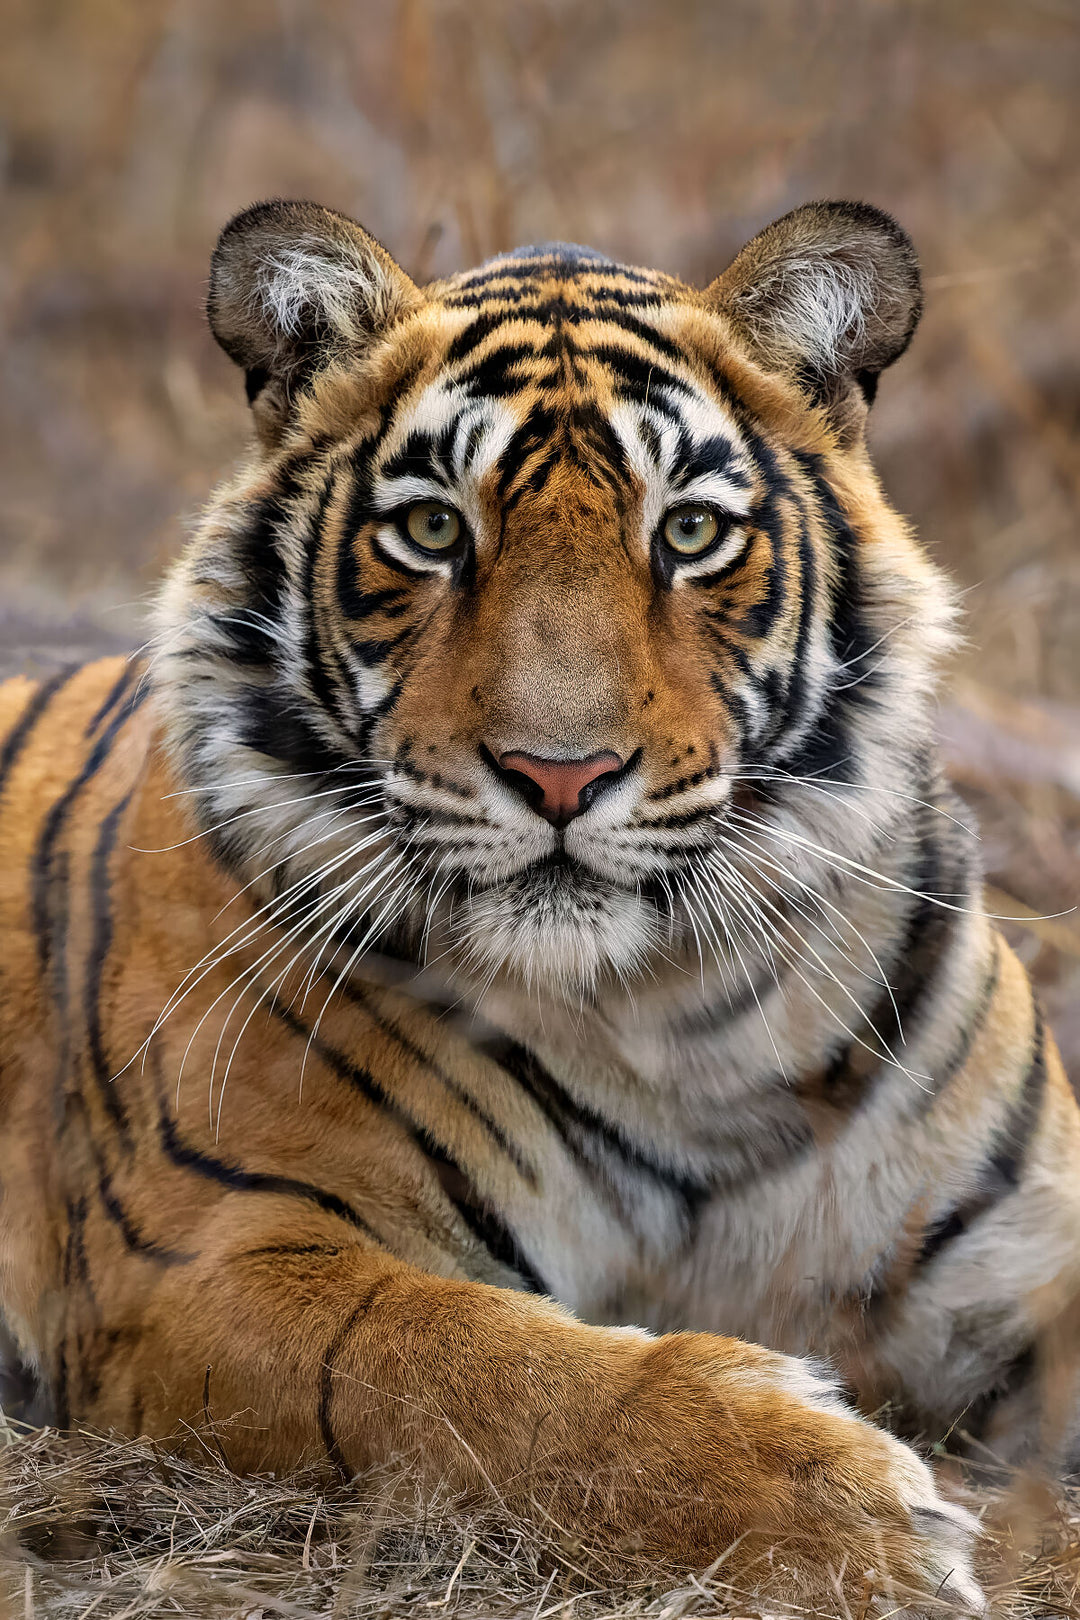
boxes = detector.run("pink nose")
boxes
[497,750,624,826]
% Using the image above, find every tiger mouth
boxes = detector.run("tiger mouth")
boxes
[462,847,678,918]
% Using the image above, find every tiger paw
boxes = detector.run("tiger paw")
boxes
[745,1348,983,1613]
[566,1333,984,1614]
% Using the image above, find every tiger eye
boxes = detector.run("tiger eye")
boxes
[405,502,462,552]
[662,504,720,556]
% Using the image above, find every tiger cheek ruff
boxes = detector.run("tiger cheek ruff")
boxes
[4,195,1079,1611]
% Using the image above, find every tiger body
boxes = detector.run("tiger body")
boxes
[1,201,1077,1609]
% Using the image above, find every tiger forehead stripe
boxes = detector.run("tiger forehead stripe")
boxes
[366,275,756,528]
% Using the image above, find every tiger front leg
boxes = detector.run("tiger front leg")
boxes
[90,1207,982,1614]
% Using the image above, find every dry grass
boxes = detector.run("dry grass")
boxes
[2,1425,1080,1620]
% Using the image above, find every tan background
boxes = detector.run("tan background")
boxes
[2,0,1078,1065]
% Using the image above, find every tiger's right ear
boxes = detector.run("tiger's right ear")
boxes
[207,200,419,442]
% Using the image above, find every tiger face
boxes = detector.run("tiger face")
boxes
[157,201,954,998]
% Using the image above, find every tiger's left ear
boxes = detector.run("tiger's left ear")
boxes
[207,200,420,444]
[707,201,921,427]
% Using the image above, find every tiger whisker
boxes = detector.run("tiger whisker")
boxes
[702,845,910,1076]
[713,764,979,838]
[214,847,411,1134]
[297,847,432,1100]
[143,825,395,1072]
[148,828,384,1038]
[722,808,999,918]
[678,860,787,1076]
[296,830,430,1013]
[699,831,931,1085]
[130,781,387,854]
[205,798,392,927]
[191,859,390,1124]
[719,820,903,1024]
[161,758,395,799]
[202,837,408,1114]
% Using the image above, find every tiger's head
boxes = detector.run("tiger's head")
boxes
[156,200,955,1001]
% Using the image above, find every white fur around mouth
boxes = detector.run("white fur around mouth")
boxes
[447,862,663,992]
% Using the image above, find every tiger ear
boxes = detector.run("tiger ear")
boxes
[207,200,419,441]
[707,201,921,421]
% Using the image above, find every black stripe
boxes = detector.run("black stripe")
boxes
[583,345,692,402]
[270,995,546,1290]
[224,466,309,647]
[0,664,79,800]
[330,989,537,1182]
[302,472,354,733]
[343,586,410,622]
[454,342,541,395]
[84,791,134,1133]
[234,702,357,786]
[989,1008,1049,1182]
[814,814,967,1114]
[83,662,134,737]
[773,515,818,739]
[579,306,691,365]
[922,938,1002,1111]
[727,430,791,644]
[444,1194,546,1292]
[426,1149,547,1293]
[54,1341,71,1432]
[379,427,455,483]
[352,624,419,666]
[778,456,889,779]
[32,684,149,973]
[445,312,515,366]
[94,1164,193,1264]
[158,1105,385,1247]
[244,1242,345,1260]
[916,1008,1048,1268]
[64,1081,189,1262]
[442,283,666,312]
[63,1196,90,1287]
[480,1034,710,1220]
[318,1278,392,1474]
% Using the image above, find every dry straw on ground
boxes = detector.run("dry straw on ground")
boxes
[2,1423,1080,1620]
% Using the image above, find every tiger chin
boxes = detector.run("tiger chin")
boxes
[10,196,1080,1616]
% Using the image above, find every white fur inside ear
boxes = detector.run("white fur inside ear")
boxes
[257,238,397,348]
[737,249,877,377]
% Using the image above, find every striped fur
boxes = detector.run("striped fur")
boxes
[2,199,1077,1611]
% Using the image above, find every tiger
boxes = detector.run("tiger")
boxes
[2,195,1078,1613]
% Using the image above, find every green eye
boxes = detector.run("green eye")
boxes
[662,504,720,556]
[405,502,462,552]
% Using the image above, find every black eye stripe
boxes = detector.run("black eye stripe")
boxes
[370,533,435,579]
[682,533,754,588]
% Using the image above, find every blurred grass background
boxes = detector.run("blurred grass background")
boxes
[1,0,1078,1064]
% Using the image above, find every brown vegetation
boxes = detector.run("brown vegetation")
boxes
[1,0,1078,1612]
[3,1423,1080,1619]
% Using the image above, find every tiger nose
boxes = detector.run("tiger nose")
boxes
[494,750,625,827]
